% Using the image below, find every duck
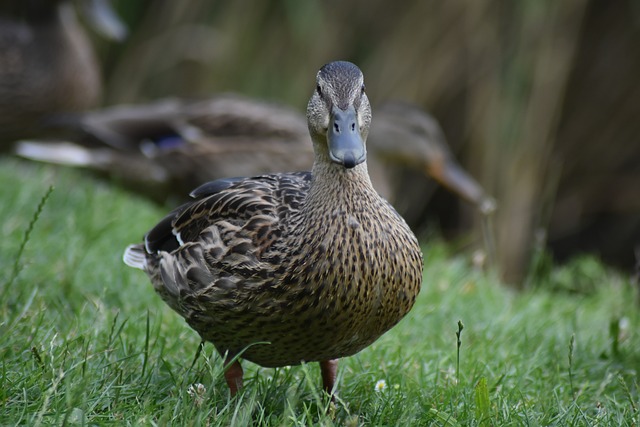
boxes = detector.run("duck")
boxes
[0,0,125,148]
[14,95,495,217]
[16,95,313,202]
[368,102,496,218]
[123,61,424,396]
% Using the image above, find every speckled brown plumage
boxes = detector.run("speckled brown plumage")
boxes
[124,61,423,396]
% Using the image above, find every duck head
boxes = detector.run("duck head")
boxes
[307,61,371,169]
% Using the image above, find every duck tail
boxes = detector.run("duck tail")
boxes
[14,141,102,168]
[123,244,148,270]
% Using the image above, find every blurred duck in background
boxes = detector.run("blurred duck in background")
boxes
[3,0,494,251]
[0,0,126,148]
[2,0,493,232]
[15,96,495,219]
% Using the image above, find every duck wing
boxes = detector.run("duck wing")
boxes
[125,172,311,317]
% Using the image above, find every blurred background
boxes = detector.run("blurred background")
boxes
[2,0,639,285]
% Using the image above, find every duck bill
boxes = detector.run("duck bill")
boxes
[328,106,366,169]
[430,160,496,213]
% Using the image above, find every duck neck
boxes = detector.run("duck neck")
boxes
[305,152,379,213]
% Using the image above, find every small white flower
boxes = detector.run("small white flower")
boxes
[187,383,207,406]
[374,379,387,393]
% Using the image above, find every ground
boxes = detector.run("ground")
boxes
[1,158,638,426]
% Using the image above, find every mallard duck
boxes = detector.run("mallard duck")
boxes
[123,61,424,396]
[16,95,313,201]
[0,0,125,148]
[15,95,494,216]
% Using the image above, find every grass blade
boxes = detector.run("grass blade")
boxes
[2,185,54,298]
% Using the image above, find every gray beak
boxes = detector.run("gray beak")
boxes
[328,106,366,169]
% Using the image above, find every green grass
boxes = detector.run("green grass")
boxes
[1,157,638,426]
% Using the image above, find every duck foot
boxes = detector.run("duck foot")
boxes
[223,358,244,396]
[320,359,338,397]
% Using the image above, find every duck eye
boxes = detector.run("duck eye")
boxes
[316,84,322,95]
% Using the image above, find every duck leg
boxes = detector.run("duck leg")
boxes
[319,359,338,396]
[223,357,244,396]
